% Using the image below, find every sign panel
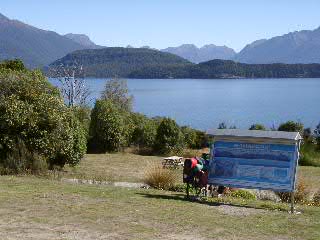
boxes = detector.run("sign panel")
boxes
[208,141,299,192]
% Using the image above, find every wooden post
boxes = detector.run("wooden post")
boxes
[290,191,295,214]
[186,183,190,199]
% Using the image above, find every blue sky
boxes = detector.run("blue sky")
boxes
[1,0,320,52]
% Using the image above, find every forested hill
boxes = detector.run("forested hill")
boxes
[191,60,320,78]
[128,59,320,79]
[48,47,192,78]
[48,48,320,79]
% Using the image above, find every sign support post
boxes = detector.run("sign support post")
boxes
[291,192,295,214]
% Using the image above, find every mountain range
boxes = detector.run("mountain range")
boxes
[48,47,320,79]
[0,13,101,68]
[161,44,236,63]
[235,27,320,64]
[1,12,320,68]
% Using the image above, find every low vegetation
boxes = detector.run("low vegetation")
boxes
[0,61,86,173]
[144,163,178,190]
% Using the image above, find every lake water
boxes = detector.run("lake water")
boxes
[50,78,320,130]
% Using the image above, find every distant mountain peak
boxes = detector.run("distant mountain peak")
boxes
[235,26,320,64]
[64,33,99,48]
[162,44,236,63]
[0,13,10,21]
[0,12,98,68]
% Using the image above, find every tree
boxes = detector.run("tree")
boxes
[181,126,197,148]
[315,123,320,149]
[0,69,87,171]
[101,78,133,112]
[49,63,91,107]
[249,124,266,130]
[0,59,26,71]
[218,122,227,129]
[132,114,158,147]
[154,118,184,154]
[278,121,304,134]
[89,100,125,152]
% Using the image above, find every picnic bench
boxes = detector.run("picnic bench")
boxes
[162,156,184,169]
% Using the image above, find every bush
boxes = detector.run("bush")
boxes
[218,122,227,129]
[89,100,125,152]
[181,126,197,148]
[249,124,266,130]
[0,138,47,175]
[0,59,26,72]
[0,69,87,171]
[276,178,310,204]
[131,114,157,148]
[230,189,257,200]
[313,190,320,206]
[72,106,91,139]
[299,142,320,167]
[154,118,185,154]
[144,163,177,190]
[278,121,304,135]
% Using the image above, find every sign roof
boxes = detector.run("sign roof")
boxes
[206,129,302,141]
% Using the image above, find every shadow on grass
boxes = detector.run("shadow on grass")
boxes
[136,192,288,212]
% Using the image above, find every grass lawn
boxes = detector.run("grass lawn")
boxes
[1,175,320,240]
[1,153,320,240]
[63,153,164,183]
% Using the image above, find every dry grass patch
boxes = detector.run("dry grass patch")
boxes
[144,163,178,190]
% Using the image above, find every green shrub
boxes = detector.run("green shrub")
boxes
[131,114,157,148]
[154,118,185,154]
[0,69,86,170]
[278,121,304,135]
[89,100,125,152]
[181,126,197,148]
[0,59,26,71]
[230,189,257,200]
[300,142,320,167]
[144,163,177,190]
[249,124,266,130]
[72,106,91,139]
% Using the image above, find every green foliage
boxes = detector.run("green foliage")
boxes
[218,122,227,129]
[315,123,320,150]
[249,124,266,130]
[101,78,133,111]
[194,131,210,149]
[181,126,208,149]
[131,114,157,148]
[89,100,125,152]
[154,118,185,154]
[0,138,47,175]
[300,142,320,167]
[278,121,304,134]
[230,189,257,200]
[72,106,91,139]
[181,126,197,148]
[0,59,26,71]
[0,69,87,171]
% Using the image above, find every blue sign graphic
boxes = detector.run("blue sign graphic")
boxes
[208,141,299,192]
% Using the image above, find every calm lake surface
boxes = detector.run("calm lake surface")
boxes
[50,78,320,130]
